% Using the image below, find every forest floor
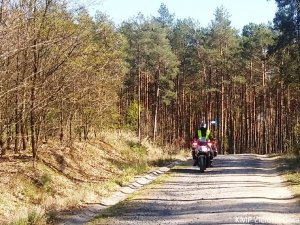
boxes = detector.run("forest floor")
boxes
[0,131,188,224]
[88,154,300,225]
[276,155,300,198]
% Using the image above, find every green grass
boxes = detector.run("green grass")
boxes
[127,141,148,155]
[150,157,176,167]
[10,210,47,225]
[277,155,300,198]
[113,162,149,187]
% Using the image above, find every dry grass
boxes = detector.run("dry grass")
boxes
[0,130,187,224]
[276,155,300,198]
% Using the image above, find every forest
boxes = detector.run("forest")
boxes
[0,0,300,157]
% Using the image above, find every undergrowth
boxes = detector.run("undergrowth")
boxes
[0,130,187,224]
[10,210,47,225]
[277,155,300,198]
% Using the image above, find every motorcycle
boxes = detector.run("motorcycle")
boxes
[191,139,213,173]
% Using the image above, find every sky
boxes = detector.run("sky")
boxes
[85,0,278,31]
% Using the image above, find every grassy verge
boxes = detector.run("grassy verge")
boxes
[86,173,172,225]
[276,155,300,198]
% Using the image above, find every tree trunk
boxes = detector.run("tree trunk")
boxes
[137,46,141,143]
[153,66,161,142]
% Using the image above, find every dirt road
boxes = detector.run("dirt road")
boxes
[92,154,300,225]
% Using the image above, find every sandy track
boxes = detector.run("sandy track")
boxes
[94,154,300,225]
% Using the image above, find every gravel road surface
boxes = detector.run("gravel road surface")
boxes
[93,154,300,225]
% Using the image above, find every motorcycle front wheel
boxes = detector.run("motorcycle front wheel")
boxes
[198,155,205,173]
[206,154,211,168]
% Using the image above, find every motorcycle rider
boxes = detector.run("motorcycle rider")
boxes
[192,122,212,166]
[196,122,212,142]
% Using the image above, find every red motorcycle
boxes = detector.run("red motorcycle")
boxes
[191,139,213,172]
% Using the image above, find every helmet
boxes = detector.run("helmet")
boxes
[200,122,206,128]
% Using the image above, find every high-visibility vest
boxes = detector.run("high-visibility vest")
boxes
[198,129,210,140]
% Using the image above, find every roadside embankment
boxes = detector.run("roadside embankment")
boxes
[0,131,188,224]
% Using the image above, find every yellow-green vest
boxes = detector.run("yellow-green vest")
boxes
[198,129,210,140]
